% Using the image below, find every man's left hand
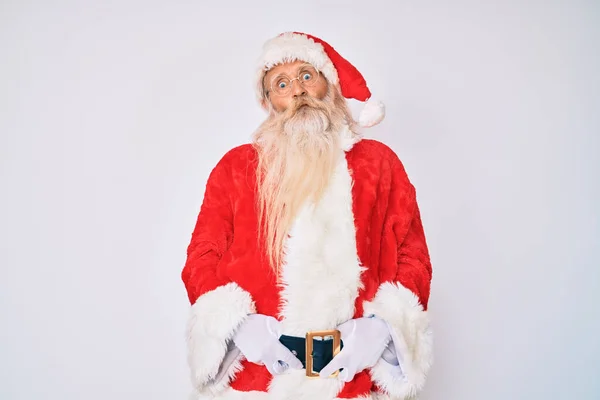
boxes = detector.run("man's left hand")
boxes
[319,317,391,382]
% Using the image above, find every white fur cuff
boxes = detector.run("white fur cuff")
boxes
[363,282,433,399]
[186,282,256,392]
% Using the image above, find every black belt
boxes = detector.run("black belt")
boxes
[279,330,344,377]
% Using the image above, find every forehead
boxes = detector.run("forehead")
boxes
[264,60,311,80]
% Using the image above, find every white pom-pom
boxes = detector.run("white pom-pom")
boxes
[358,98,385,127]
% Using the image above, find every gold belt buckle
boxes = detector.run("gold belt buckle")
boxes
[305,329,341,378]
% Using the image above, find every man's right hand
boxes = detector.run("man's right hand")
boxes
[232,314,303,375]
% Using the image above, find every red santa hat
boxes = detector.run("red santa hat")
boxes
[256,32,385,128]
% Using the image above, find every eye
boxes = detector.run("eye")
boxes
[301,72,312,81]
[278,81,287,89]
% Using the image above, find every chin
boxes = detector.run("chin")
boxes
[296,105,311,115]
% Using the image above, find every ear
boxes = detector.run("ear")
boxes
[260,96,271,111]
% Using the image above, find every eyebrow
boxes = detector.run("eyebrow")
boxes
[266,63,314,81]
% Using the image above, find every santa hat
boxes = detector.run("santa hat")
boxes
[255,32,385,128]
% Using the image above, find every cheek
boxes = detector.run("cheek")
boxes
[309,81,329,99]
[272,96,292,112]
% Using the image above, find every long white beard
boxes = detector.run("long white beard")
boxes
[253,88,353,271]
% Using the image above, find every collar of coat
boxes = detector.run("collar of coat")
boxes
[339,123,362,152]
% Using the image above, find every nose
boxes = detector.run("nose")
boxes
[291,79,306,98]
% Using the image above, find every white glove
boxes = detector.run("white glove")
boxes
[319,317,391,382]
[381,340,400,366]
[232,314,303,375]
[212,340,242,383]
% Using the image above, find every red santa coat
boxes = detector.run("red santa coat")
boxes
[182,129,433,400]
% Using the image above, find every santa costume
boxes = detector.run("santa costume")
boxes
[181,32,433,400]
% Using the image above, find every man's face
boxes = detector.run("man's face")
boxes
[263,60,329,113]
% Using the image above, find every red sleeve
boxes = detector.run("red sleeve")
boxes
[363,149,433,399]
[182,152,255,392]
[181,155,234,304]
[394,195,433,310]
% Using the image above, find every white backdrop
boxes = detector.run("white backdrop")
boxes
[1,1,599,399]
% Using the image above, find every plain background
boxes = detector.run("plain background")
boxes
[1,1,599,399]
